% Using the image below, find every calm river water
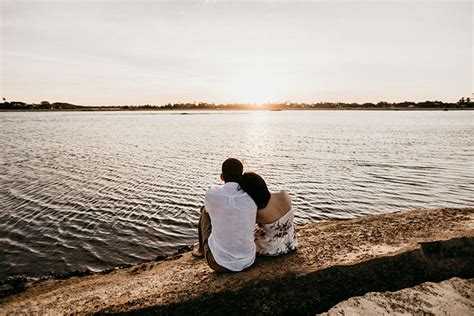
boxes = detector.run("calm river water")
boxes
[0,110,473,280]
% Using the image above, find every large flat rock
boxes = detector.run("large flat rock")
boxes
[321,277,473,315]
[1,208,473,315]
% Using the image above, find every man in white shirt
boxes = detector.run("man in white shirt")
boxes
[193,158,257,272]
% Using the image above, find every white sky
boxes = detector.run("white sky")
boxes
[1,0,472,106]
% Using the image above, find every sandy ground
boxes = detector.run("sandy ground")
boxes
[0,207,473,315]
[321,277,474,315]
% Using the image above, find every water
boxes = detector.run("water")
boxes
[0,110,473,280]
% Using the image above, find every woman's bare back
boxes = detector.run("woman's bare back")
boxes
[256,190,292,224]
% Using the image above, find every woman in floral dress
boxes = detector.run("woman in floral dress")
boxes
[240,172,297,256]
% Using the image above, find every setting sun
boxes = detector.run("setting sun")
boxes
[231,69,286,105]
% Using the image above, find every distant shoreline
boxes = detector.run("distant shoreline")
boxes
[2,99,473,112]
[1,107,473,113]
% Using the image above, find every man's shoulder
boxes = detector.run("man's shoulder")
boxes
[204,185,227,207]
[204,185,247,201]
[205,185,225,197]
[204,185,255,208]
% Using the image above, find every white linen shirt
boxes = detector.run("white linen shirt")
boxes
[204,182,257,271]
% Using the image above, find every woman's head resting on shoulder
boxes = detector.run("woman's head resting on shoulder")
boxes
[239,172,271,209]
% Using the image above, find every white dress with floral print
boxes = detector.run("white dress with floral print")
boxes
[254,210,297,256]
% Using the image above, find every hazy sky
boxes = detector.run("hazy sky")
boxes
[1,0,472,106]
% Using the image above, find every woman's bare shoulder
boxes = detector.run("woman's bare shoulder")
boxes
[257,191,292,224]
[277,190,292,206]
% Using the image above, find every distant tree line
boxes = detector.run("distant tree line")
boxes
[1,97,472,110]
[0,99,85,110]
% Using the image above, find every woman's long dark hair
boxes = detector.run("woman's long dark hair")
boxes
[239,172,271,209]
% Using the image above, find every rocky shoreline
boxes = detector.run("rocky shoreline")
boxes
[1,207,473,315]
[0,245,194,299]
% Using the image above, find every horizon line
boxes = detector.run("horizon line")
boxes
[3,98,472,108]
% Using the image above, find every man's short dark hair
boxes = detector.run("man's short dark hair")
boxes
[222,158,243,183]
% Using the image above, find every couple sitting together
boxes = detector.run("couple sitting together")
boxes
[193,158,297,272]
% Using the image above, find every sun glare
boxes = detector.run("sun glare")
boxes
[231,71,285,105]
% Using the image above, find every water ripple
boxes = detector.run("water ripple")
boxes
[0,110,473,280]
